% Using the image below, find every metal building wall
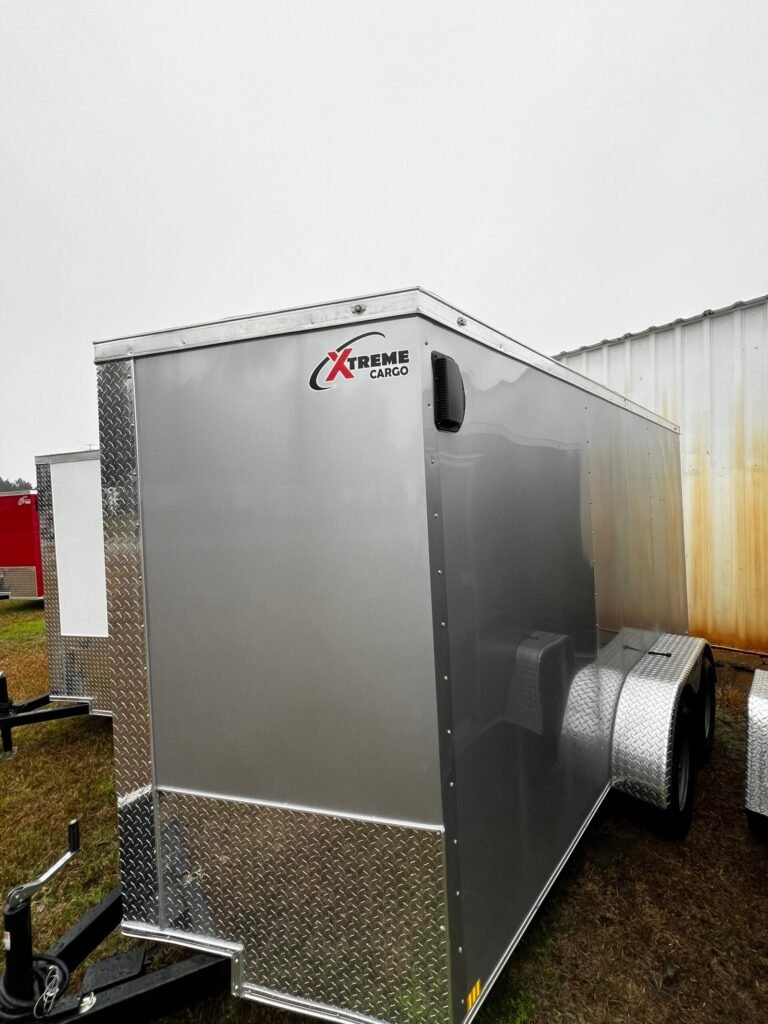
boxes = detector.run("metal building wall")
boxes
[556,295,768,653]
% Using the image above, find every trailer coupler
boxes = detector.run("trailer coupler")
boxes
[0,672,90,759]
[0,822,231,1022]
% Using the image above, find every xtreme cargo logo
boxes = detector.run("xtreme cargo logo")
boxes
[309,332,410,391]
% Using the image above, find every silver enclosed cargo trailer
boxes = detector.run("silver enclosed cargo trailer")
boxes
[35,450,111,715]
[94,289,714,1024]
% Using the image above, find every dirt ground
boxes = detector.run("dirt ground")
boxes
[1,600,767,1024]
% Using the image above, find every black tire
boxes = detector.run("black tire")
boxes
[659,693,696,839]
[747,809,768,842]
[696,653,716,765]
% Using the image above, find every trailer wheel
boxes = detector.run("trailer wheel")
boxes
[696,653,716,765]
[660,692,696,838]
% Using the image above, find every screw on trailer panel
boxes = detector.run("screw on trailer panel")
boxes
[351,304,366,314]
[457,317,467,327]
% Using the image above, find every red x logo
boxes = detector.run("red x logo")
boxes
[325,348,354,382]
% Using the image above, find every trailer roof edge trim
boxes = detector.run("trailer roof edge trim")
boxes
[35,449,101,466]
[92,287,678,432]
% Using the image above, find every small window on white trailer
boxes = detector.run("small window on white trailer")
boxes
[49,459,108,637]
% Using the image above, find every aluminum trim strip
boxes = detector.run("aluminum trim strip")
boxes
[240,983,395,1024]
[98,359,159,924]
[35,449,100,466]
[122,923,243,995]
[157,783,445,833]
[92,289,422,361]
[92,288,676,431]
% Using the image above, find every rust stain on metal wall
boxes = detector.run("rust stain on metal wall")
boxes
[686,430,714,645]
[744,420,768,651]
[558,296,768,653]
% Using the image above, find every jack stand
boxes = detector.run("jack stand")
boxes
[0,822,232,1022]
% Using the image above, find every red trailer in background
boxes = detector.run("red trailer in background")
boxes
[0,490,44,599]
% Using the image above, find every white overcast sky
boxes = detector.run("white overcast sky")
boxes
[2,1,767,481]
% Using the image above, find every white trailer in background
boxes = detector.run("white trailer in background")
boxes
[94,288,715,1024]
[35,450,111,715]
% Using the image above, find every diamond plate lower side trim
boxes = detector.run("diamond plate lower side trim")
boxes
[98,360,158,924]
[157,790,452,1024]
[746,669,768,817]
[611,633,707,808]
[36,462,111,713]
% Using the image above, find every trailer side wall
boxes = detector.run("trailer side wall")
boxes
[420,322,686,1017]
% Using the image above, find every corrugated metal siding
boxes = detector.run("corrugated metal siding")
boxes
[557,296,768,653]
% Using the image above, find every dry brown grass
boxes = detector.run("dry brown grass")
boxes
[1,600,767,1024]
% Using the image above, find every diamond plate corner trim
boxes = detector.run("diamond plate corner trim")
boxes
[98,359,159,924]
[611,633,706,808]
[746,669,768,816]
[37,462,111,713]
[157,790,452,1024]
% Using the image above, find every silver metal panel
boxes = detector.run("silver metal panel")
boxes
[746,669,768,817]
[155,790,451,1024]
[611,633,707,808]
[93,288,676,431]
[557,295,768,652]
[420,323,604,1011]
[133,319,442,825]
[98,360,159,925]
[0,566,39,598]
[36,459,111,713]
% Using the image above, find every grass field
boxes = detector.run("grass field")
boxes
[1,599,767,1023]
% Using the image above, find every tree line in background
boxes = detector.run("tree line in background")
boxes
[0,476,33,491]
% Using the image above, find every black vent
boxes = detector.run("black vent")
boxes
[431,352,465,432]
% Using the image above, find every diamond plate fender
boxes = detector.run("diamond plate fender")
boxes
[746,669,768,817]
[611,633,710,809]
